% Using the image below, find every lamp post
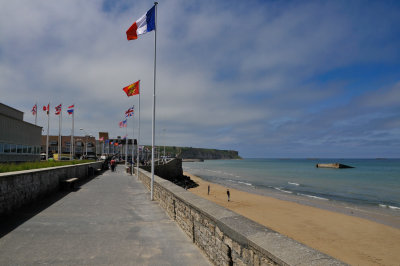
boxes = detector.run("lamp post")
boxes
[80,128,92,158]
[163,128,166,162]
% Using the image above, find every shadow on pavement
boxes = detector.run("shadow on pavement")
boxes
[0,170,106,238]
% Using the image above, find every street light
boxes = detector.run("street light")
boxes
[163,128,166,161]
[80,128,91,157]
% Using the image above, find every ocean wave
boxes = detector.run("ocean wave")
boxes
[227,179,253,186]
[274,187,293,194]
[298,193,329,201]
[379,204,400,210]
[237,181,252,186]
[288,182,300,186]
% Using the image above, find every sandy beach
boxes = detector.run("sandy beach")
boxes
[185,171,400,266]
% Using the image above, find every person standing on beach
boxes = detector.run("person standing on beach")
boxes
[227,189,230,202]
[208,185,210,195]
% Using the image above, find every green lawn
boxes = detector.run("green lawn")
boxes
[0,160,94,173]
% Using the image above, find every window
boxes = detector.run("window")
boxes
[4,143,10,153]
[0,143,3,153]
[10,144,16,153]
[50,141,58,145]
[23,145,28,154]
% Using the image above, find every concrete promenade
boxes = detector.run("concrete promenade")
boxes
[0,167,211,265]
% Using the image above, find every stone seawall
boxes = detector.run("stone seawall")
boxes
[0,162,103,216]
[136,168,345,266]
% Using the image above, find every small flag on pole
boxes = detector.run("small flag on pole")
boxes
[43,104,50,115]
[67,105,74,115]
[55,104,62,115]
[126,5,156,41]
[31,104,37,115]
[119,119,127,128]
[125,106,134,117]
[123,81,140,97]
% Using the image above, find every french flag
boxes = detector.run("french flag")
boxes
[126,5,156,41]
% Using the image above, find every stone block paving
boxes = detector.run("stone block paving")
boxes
[0,166,211,266]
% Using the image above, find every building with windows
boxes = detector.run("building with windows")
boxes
[41,135,96,159]
[0,103,42,162]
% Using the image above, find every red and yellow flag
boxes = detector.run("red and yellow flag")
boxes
[122,80,140,97]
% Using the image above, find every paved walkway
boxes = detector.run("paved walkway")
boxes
[0,167,211,265]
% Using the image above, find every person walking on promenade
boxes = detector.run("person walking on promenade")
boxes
[110,158,116,172]
[227,189,230,202]
[208,185,210,195]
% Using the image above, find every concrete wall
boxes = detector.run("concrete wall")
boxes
[136,168,346,266]
[140,158,183,181]
[0,162,103,216]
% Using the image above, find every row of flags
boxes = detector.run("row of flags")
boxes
[31,104,74,116]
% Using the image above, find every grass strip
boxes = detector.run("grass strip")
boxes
[0,160,95,173]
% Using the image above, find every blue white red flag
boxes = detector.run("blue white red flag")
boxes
[126,5,156,40]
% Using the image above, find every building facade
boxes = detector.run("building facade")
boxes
[0,103,42,162]
[41,135,96,159]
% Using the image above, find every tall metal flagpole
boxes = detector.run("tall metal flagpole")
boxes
[35,102,37,125]
[58,105,62,159]
[125,120,128,167]
[70,105,75,160]
[136,91,140,178]
[150,2,158,201]
[131,111,134,175]
[46,103,50,161]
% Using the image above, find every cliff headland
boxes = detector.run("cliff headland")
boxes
[176,147,241,160]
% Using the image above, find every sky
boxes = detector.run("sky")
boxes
[1,0,400,158]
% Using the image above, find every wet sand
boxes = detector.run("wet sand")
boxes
[185,171,400,266]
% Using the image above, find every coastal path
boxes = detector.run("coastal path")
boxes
[0,166,211,265]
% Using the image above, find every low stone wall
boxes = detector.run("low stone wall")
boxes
[140,158,183,180]
[0,162,103,216]
[136,168,345,266]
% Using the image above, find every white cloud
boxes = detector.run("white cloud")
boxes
[1,0,400,157]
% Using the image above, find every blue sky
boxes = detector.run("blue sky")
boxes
[1,0,400,158]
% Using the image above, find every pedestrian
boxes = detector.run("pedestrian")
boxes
[227,189,230,202]
[110,158,116,172]
[208,184,210,195]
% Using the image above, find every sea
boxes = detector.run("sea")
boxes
[183,158,400,211]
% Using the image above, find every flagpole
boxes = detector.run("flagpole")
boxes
[137,91,140,178]
[131,114,134,175]
[71,105,75,160]
[35,102,37,125]
[58,105,61,160]
[46,103,50,161]
[125,120,128,168]
[150,2,158,201]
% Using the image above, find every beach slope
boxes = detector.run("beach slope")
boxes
[185,172,400,266]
